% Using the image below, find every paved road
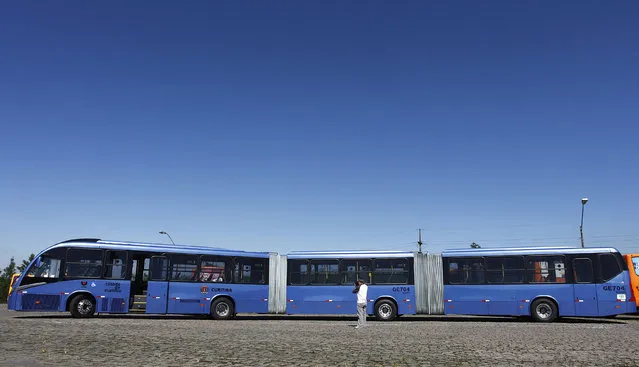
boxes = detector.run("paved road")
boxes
[1,305,638,366]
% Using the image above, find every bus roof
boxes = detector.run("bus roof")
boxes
[441,246,620,257]
[47,239,272,258]
[287,250,415,259]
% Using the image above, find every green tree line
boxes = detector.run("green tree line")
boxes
[0,254,35,303]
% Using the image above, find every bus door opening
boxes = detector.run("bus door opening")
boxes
[129,256,152,311]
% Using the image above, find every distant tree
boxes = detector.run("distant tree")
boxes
[0,257,17,303]
[470,242,481,249]
[2,257,17,277]
[17,254,35,273]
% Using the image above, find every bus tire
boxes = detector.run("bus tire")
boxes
[374,299,398,321]
[531,298,557,322]
[211,297,234,320]
[69,294,96,318]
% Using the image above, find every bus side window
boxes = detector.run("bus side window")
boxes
[526,256,565,283]
[486,257,524,284]
[573,258,594,283]
[200,258,227,283]
[447,257,484,284]
[372,258,409,285]
[288,260,309,285]
[600,253,623,282]
[341,259,372,285]
[65,248,103,278]
[234,258,268,284]
[104,251,127,279]
[170,255,198,281]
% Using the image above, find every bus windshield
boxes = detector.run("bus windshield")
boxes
[27,256,62,279]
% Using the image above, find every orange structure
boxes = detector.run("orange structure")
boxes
[623,254,639,310]
[8,273,21,297]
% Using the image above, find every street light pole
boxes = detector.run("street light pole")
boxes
[580,198,588,248]
[159,231,176,245]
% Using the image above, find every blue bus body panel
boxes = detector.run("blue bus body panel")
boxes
[444,284,579,316]
[147,281,169,314]
[286,285,416,315]
[167,282,205,314]
[574,284,598,316]
[443,286,489,315]
[145,283,269,315]
[597,272,633,316]
[12,280,270,316]
[8,289,17,310]
[14,280,130,313]
[224,285,269,314]
[445,277,634,317]
[523,285,577,317]
[14,282,65,312]
[286,286,354,314]
[481,286,519,315]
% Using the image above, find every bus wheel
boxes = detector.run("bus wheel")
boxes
[70,294,96,318]
[211,298,234,320]
[374,299,397,321]
[531,298,557,322]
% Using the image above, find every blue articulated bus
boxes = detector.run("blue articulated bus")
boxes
[7,239,635,322]
[8,239,270,319]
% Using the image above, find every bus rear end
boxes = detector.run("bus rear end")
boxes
[623,254,639,311]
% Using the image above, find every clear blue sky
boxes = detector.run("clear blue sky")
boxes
[1,1,638,266]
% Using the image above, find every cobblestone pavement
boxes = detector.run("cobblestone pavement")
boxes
[1,305,638,367]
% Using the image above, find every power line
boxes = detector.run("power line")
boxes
[425,234,639,244]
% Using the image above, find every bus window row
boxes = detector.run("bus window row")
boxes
[445,253,624,285]
[288,258,413,285]
[24,247,268,285]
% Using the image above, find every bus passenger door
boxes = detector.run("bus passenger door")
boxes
[146,256,169,314]
[572,258,598,316]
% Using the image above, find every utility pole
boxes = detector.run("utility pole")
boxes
[417,229,423,253]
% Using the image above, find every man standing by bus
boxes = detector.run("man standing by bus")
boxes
[352,279,368,329]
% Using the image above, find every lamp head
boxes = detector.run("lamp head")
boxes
[581,198,589,205]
